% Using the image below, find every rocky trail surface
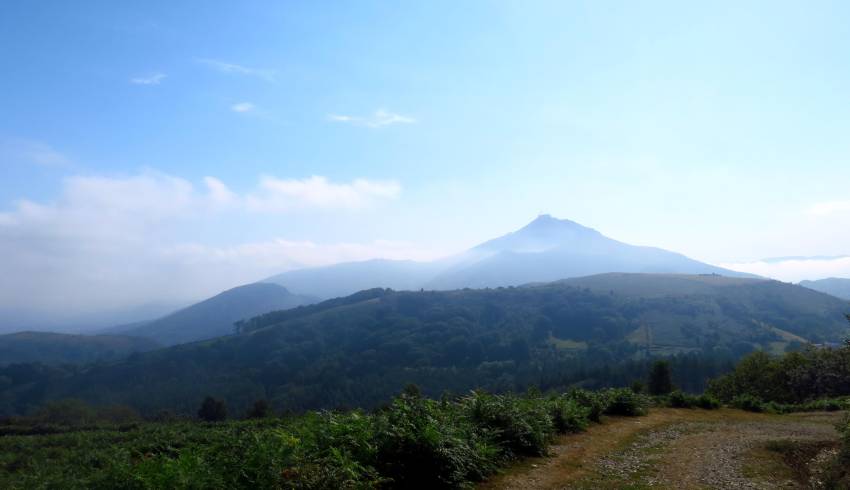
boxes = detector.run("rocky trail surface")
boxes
[480,408,844,489]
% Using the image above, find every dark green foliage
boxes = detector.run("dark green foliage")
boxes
[601,388,649,417]
[667,390,694,408]
[732,394,765,413]
[1,278,802,416]
[647,360,674,395]
[197,397,227,422]
[463,391,554,457]
[4,278,846,419]
[707,344,850,404]
[0,389,632,489]
[246,399,271,419]
[374,393,498,487]
[660,391,720,410]
[694,394,721,410]
[566,389,608,423]
[0,331,159,366]
[630,380,645,394]
[548,396,590,434]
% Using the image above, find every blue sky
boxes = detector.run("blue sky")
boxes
[2,1,850,324]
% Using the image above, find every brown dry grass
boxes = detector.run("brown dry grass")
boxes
[479,408,844,490]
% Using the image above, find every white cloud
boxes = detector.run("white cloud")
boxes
[231,102,256,113]
[130,73,166,85]
[328,109,417,128]
[1,139,70,167]
[197,58,276,82]
[203,176,237,205]
[245,176,400,211]
[809,200,850,216]
[720,256,850,282]
[0,172,412,327]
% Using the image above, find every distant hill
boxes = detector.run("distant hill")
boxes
[120,283,316,346]
[265,215,752,298]
[262,259,443,300]
[4,273,845,416]
[800,278,850,301]
[0,331,159,365]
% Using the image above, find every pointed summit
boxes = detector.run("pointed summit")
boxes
[474,215,602,253]
[267,214,753,298]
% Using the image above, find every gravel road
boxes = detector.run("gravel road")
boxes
[481,409,844,490]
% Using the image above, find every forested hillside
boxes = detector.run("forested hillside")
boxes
[117,283,316,345]
[0,274,846,416]
[800,277,850,300]
[0,332,159,366]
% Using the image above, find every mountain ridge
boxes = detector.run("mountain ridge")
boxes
[266,215,752,298]
[4,272,846,416]
[117,282,317,345]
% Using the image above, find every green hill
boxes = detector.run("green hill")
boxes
[1,274,846,416]
[0,332,159,366]
[119,283,316,346]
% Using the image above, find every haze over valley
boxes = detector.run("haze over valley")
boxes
[2,3,850,488]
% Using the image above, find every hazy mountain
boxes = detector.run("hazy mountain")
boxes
[0,331,159,366]
[266,215,751,298]
[263,259,443,300]
[800,278,850,300]
[5,273,845,415]
[119,283,317,346]
[425,215,751,289]
[0,302,182,335]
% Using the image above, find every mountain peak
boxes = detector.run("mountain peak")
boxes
[521,214,592,233]
[473,215,602,254]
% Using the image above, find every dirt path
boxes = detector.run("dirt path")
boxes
[480,408,844,490]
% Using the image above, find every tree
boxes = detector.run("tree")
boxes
[197,396,227,422]
[246,399,271,419]
[647,360,673,395]
[630,380,645,394]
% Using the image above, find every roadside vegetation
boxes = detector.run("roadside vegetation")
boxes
[2,340,849,488]
[0,387,650,489]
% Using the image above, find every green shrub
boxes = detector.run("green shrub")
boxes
[197,396,227,422]
[694,394,721,410]
[0,389,642,489]
[463,391,554,457]
[732,394,764,412]
[547,396,590,434]
[566,388,607,422]
[375,394,498,487]
[602,388,648,416]
[667,390,695,409]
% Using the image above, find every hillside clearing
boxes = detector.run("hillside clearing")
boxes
[480,408,844,489]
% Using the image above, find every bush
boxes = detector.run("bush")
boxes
[463,391,554,457]
[566,388,607,422]
[197,396,227,422]
[375,393,498,487]
[603,388,649,416]
[694,394,721,410]
[667,390,695,409]
[647,360,674,395]
[548,396,590,434]
[732,394,764,413]
[246,399,271,419]
[0,388,640,489]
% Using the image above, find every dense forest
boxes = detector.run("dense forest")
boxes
[1,275,846,417]
[0,332,159,366]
